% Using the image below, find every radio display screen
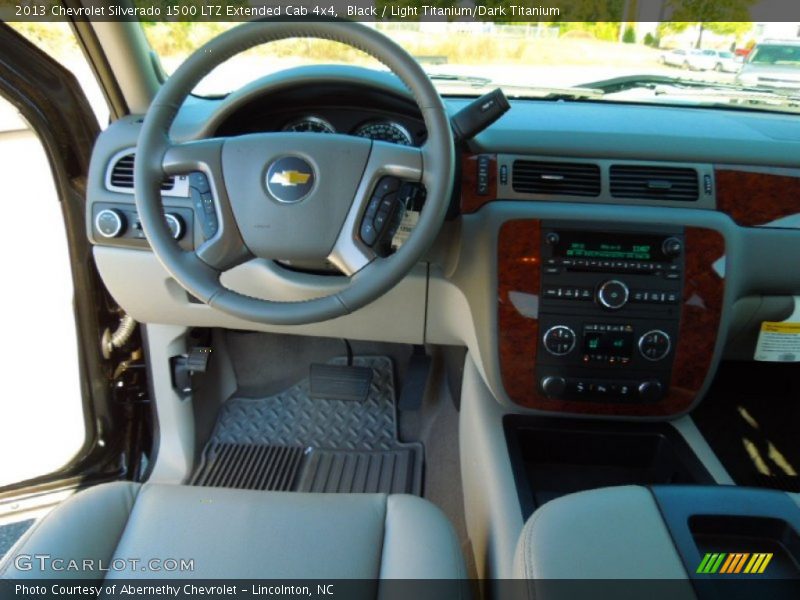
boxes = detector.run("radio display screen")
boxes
[554,231,668,262]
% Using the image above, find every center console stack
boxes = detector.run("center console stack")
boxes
[537,221,684,404]
[497,218,725,417]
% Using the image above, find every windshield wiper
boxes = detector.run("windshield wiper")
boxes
[579,73,800,97]
[578,74,800,112]
[577,74,734,94]
[429,73,604,99]
[428,73,495,89]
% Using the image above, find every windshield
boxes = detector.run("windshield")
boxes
[143,21,800,114]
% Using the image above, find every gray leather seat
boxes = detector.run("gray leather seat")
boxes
[0,482,466,580]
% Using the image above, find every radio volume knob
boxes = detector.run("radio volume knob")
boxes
[597,279,629,310]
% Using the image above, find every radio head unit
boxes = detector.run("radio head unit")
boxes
[536,223,684,404]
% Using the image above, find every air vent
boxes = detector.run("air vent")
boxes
[610,165,698,201]
[109,153,175,191]
[512,160,601,197]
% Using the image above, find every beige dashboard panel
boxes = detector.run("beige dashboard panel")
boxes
[94,247,427,343]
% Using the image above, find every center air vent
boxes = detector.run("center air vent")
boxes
[610,165,698,201]
[109,153,175,192]
[512,160,601,197]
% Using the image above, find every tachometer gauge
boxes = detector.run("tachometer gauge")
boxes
[281,116,335,134]
[353,121,414,146]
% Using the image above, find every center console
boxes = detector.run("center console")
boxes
[537,223,683,404]
[497,219,725,417]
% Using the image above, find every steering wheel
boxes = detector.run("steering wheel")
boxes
[135,21,455,325]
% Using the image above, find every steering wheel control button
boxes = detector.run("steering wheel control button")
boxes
[638,330,672,361]
[360,221,378,246]
[375,176,401,197]
[360,177,407,250]
[189,172,210,194]
[189,172,218,239]
[95,209,126,238]
[265,156,315,203]
[543,325,577,356]
[165,213,185,241]
[597,279,630,310]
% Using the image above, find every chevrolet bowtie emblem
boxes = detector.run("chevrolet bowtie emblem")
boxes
[266,157,315,203]
[269,170,311,187]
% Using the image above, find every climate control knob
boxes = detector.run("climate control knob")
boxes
[543,325,576,356]
[597,279,629,310]
[541,375,567,398]
[95,209,126,239]
[638,330,672,361]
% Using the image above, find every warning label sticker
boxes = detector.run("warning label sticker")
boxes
[754,322,800,362]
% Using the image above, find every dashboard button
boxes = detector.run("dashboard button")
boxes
[95,209,126,238]
[165,213,185,240]
[662,237,683,257]
[638,380,664,402]
[541,375,566,398]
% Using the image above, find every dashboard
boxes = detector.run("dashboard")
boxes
[86,65,800,420]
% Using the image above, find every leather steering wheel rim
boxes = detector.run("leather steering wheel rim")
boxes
[135,20,455,325]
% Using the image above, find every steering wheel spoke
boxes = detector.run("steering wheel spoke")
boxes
[163,139,252,271]
[328,142,423,277]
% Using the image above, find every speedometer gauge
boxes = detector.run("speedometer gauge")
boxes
[281,116,335,134]
[353,121,414,146]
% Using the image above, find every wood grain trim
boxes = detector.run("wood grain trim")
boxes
[497,221,725,416]
[460,154,497,214]
[716,168,800,226]
[497,220,542,405]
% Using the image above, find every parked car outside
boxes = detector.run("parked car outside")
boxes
[686,49,740,72]
[736,40,800,87]
[659,48,689,68]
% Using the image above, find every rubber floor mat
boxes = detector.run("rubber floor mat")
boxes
[193,356,423,495]
[694,361,800,492]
